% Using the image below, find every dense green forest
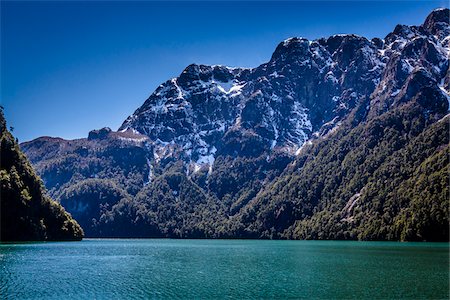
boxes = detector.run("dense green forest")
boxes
[228,102,449,241]
[0,108,83,241]
[25,101,447,241]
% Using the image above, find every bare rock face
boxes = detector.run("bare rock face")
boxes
[423,8,450,43]
[88,127,112,140]
[119,33,393,171]
[369,8,449,118]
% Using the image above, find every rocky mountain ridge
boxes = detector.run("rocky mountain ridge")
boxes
[117,8,448,175]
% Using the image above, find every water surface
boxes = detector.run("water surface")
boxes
[0,239,448,299]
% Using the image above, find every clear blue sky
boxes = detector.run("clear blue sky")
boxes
[2,1,448,142]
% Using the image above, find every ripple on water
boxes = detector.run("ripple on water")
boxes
[0,239,448,299]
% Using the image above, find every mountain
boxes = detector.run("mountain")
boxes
[1,108,83,241]
[21,8,449,240]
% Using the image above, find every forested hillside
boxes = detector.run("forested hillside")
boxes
[1,108,83,241]
[228,104,448,241]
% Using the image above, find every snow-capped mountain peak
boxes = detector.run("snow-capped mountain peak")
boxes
[119,8,449,173]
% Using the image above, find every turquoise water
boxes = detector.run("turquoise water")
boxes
[0,239,448,299]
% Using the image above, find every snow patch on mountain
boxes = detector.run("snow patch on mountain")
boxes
[119,9,449,173]
[439,78,450,109]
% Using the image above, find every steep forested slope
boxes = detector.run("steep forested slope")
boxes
[0,109,83,241]
[228,104,448,241]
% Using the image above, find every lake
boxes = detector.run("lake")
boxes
[0,239,448,299]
